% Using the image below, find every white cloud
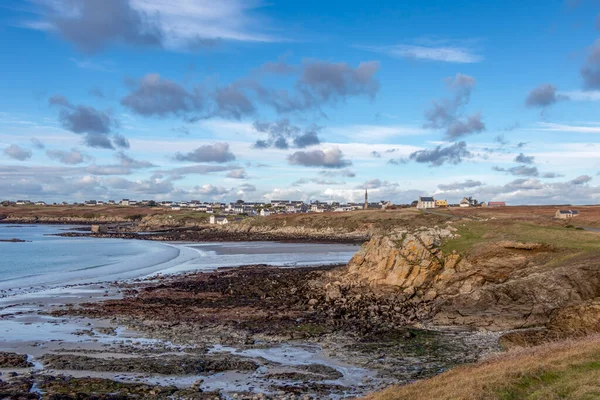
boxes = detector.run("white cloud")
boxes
[358,41,482,63]
[558,90,600,101]
[131,0,279,47]
[532,122,600,134]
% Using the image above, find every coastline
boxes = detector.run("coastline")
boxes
[0,263,502,399]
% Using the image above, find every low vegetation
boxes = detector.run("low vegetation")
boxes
[441,219,600,255]
[363,335,600,400]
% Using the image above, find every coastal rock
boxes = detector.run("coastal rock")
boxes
[0,238,30,243]
[335,225,600,332]
[0,352,32,368]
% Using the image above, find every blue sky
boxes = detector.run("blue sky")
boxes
[1,0,600,204]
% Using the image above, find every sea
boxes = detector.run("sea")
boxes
[0,224,359,294]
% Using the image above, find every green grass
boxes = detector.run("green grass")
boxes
[441,221,600,255]
[496,361,600,400]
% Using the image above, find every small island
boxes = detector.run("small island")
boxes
[0,238,30,243]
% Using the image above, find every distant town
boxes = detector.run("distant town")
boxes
[1,192,506,216]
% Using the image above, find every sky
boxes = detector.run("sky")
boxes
[1,0,600,205]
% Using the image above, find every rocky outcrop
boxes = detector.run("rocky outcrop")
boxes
[500,297,600,348]
[219,223,370,243]
[344,227,459,295]
[337,225,600,332]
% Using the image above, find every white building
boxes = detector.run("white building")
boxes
[416,196,436,209]
[209,215,229,225]
[459,197,471,208]
[260,209,271,217]
[555,210,580,219]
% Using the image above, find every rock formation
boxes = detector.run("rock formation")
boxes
[337,224,600,332]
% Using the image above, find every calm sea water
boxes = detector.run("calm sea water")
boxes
[0,225,359,293]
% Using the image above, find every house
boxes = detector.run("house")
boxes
[435,199,448,208]
[120,199,130,206]
[209,216,229,225]
[459,197,471,208]
[555,210,580,219]
[259,209,271,217]
[488,201,506,207]
[416,196,436,209]
[271,200,290,208]
[85,200,97,206]
[334,206,353,212]
[35,201,47,206]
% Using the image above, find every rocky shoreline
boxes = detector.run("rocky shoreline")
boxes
[0,264,501,399]
[53,228,369,244]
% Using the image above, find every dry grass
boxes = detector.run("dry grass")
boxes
[441,219,600,255]
[363,335,600,400]
[0,205,169,219]
[448,205,600,229]
[235,208,450,233]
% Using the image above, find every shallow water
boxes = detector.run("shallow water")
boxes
[0,224,359,294]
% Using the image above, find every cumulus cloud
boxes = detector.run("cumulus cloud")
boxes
[226,168,248,179]
[260,60,381,113]
[287,147,352,169]
[50,95,116,134]
[158,164,236,177]
[438,180,483,191]
[492,165,539,177]
[355,179,398,189]
[299,60,380,103]
[319,169,356,178]
[193,184,230,196]
[445,113,485,139]
[120,60,380,122]
[121,74,203,118]
[44,0,162,53]
[115,152,155,168]
[525,84,568,108]
[46,148,87,165]
[388,158,408,165]
[294,178,345,186]
[112,133,130,149]
[582,40,600,90]
[212,84,255,119]
[408,141,471,166]
[29,0,278,53]
[49,95,123,149]
[514,153,535,164]
[174,143,236,163]
[571,175,593,185]
[4,145,32,161]
[238,183,257,192]
[541,172,563,178]
[252,119,321,149]
[82,152,156,176]
[424,74,485,140]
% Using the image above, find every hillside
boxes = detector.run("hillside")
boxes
[363,335,600,400]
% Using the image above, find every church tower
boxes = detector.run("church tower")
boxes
[364,188,368,210]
